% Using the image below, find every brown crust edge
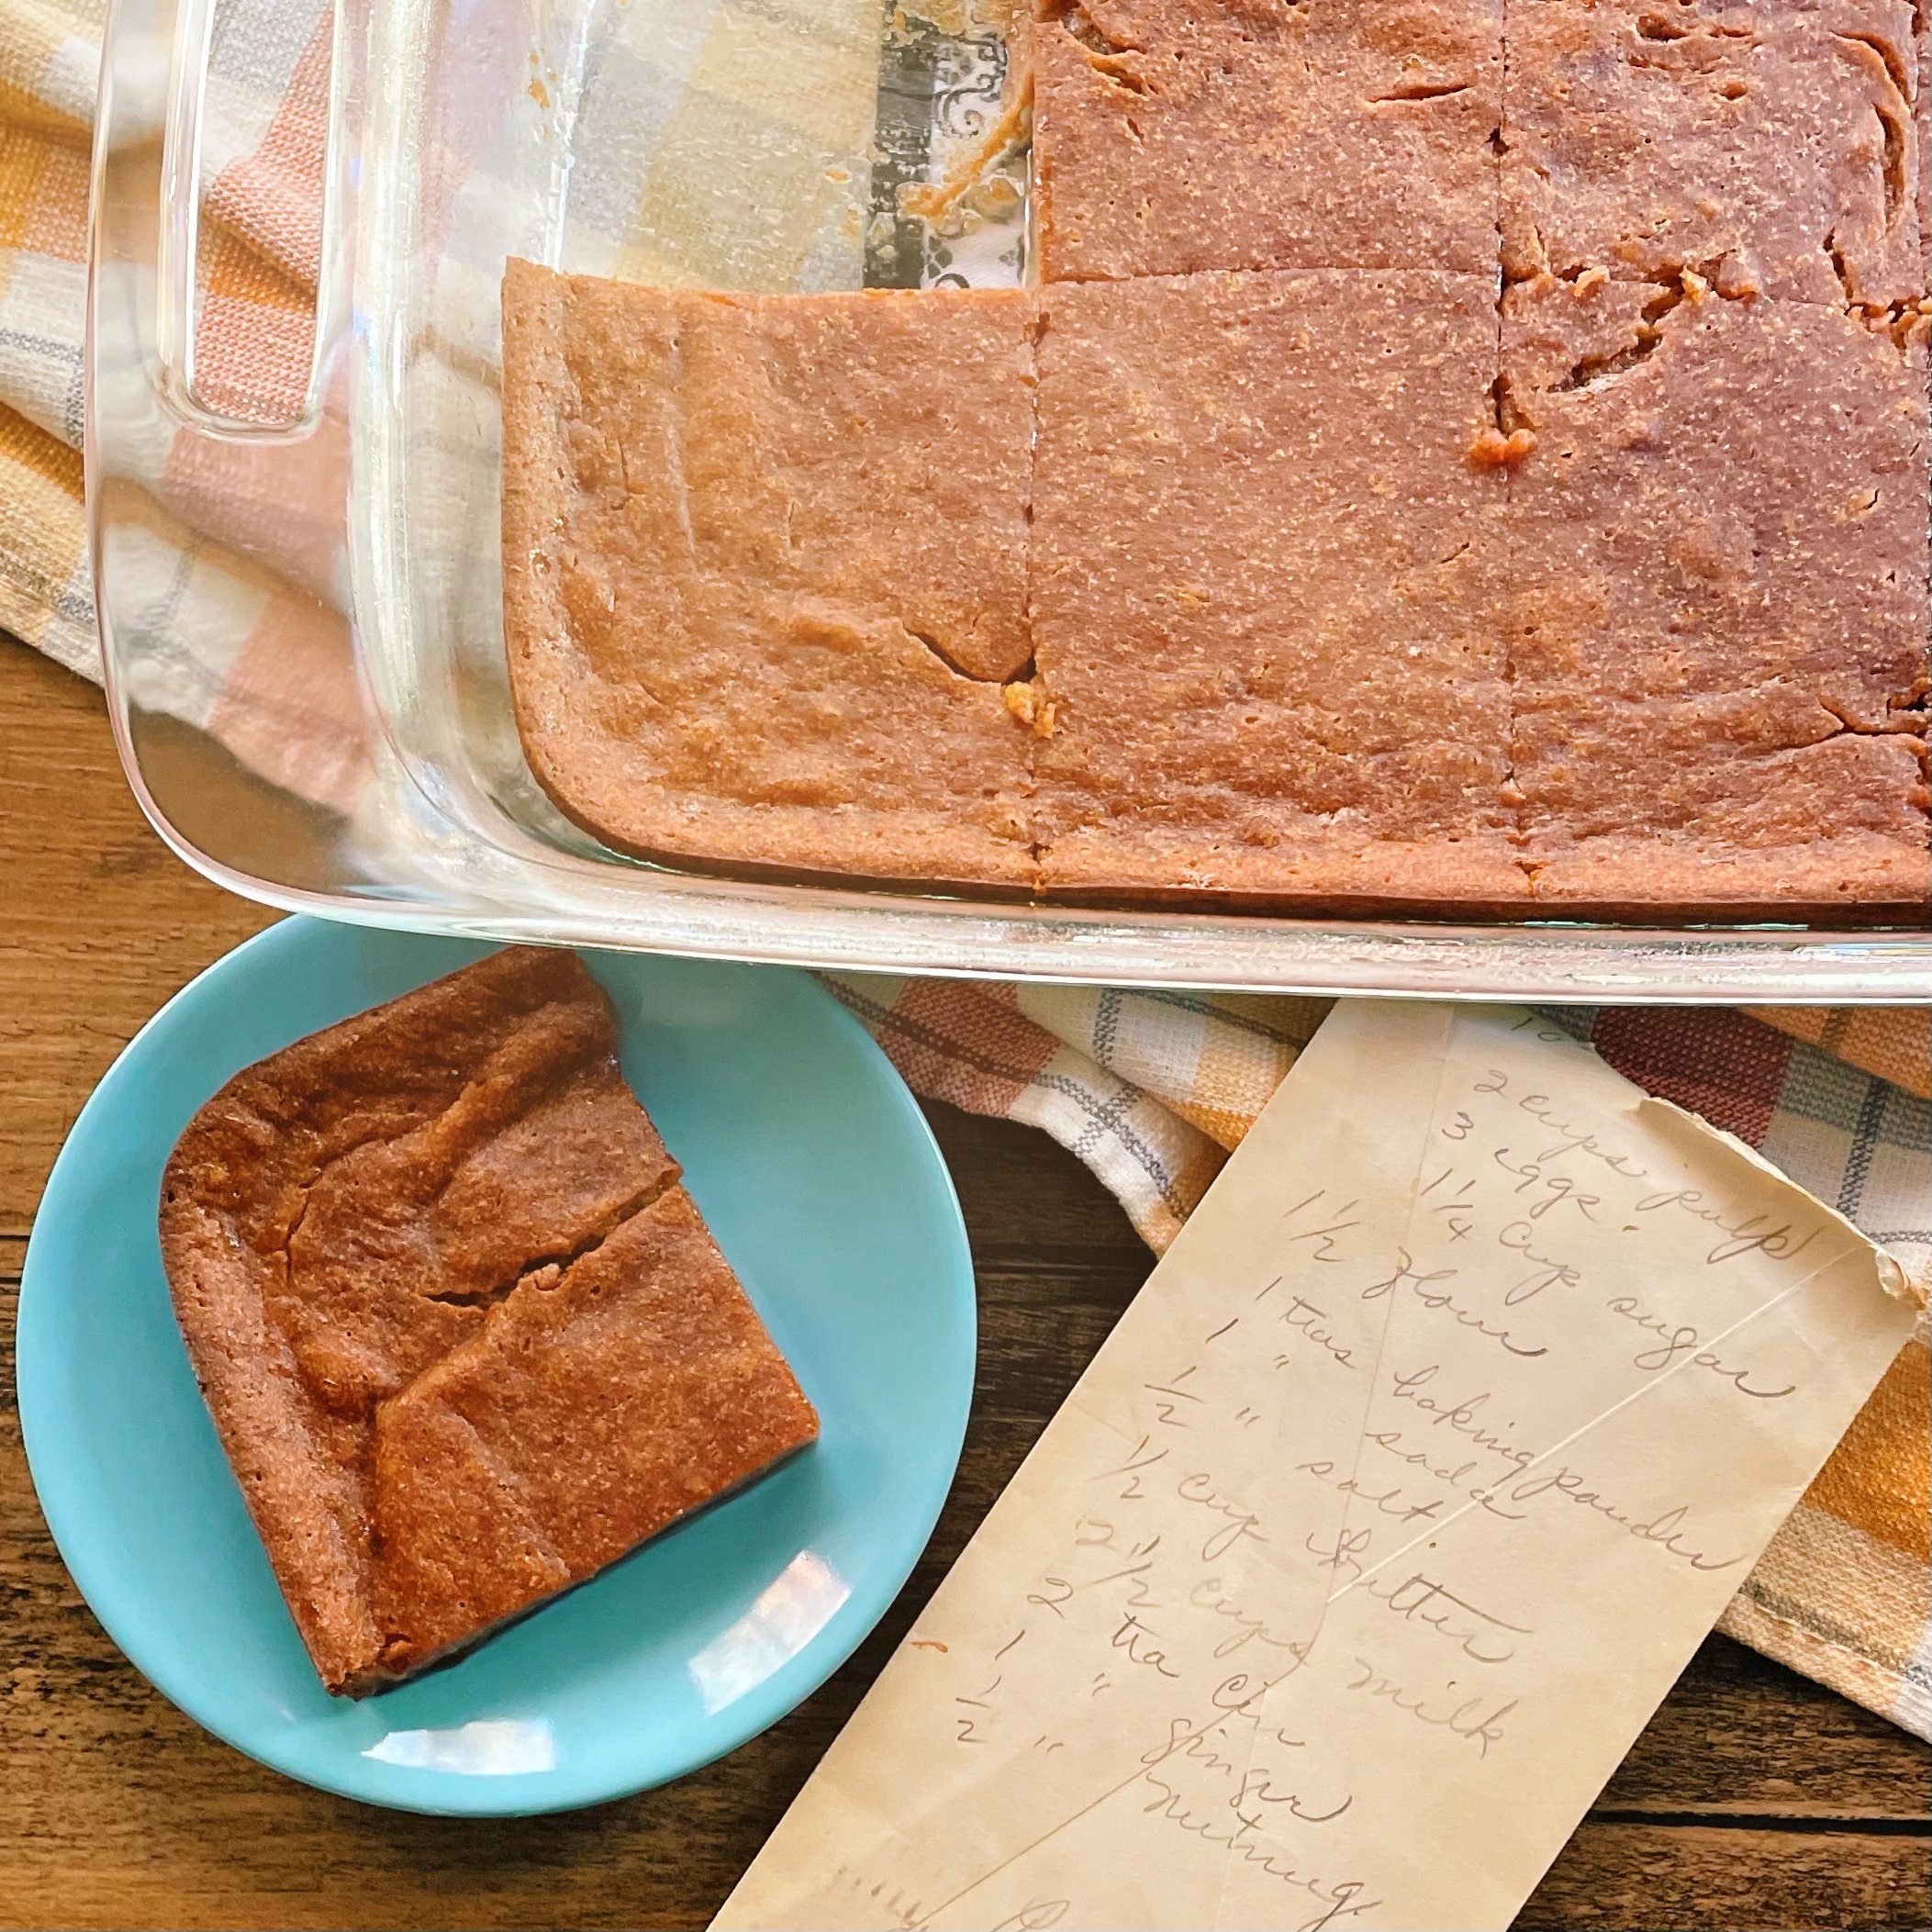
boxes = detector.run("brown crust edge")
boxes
[337,1435,817,1698]
[520,772,1931,924]
[158,1167,384,1693]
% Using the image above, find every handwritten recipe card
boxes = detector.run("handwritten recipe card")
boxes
[718,1003,1916,1932]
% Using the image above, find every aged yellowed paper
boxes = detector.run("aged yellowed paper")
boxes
[717,1002,1915,1932]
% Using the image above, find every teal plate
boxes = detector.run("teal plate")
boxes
[17,920,974,1815]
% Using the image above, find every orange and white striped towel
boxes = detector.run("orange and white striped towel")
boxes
[3,0,1927,1741]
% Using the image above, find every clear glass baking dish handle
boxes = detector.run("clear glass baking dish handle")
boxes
[148,0,352,438]
[91,0,389,900]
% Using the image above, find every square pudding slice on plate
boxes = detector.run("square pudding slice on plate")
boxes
[1029,268,1525,910]
[500,260,1037,892]
[1031,0,1504,281]
[159,945,819,1696]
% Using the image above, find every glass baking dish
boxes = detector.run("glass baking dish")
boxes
[87,0,1931,1000]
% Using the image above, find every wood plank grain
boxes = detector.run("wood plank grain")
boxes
[0,645,274,1238]
[1520,1824,1929,1932]
[1,637,1926,1932]
[921,1101,1150,1255]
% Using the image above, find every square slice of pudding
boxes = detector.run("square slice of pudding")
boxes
[1501,0,1927,308]
[1032,0,1504,281]
[501,260,1037,891]
[1502,275,1930,911]
[160,946,819,1695]
[1028,268,1524,909]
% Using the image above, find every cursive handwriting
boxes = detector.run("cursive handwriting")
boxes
[1363,1572,1533,1665]
[722,1007,1910,1932]
[1633,1189,1825,1268]
[1276,1292,1360,1368]
[1142,1719,1352,1825]
[1296,1457,1447,1526]
[1388,1366,1537,1472]
[1511,1090,1654,1179]
[1177,1471,1269,1561]
[1603,1295,1797,1399]
[1490,1145,1603,1223]
[1136,1770,1381,1927]
[1361,1251,1547,1358]
[1493,1221,1585,1304]
[1190,1577,1301,1658]
[1345,1658,1518,1758]
[1361,1428,1529,1521]
[1111,1612,1182,1678]
[1505,1471,1747,1572]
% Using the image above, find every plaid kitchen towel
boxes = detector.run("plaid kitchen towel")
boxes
[0,0,96,680]
[823,977,1932,1737]
[0,0,331,698]
[3,0,1929,1739]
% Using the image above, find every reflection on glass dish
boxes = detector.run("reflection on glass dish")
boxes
[363,1717,558,1776]
[689,1551,853,1716]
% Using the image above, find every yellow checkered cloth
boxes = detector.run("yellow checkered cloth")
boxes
[0,0,95,677]
[2,0,1927,1743]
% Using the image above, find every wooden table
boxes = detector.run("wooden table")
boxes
[2,638,1926,1932]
